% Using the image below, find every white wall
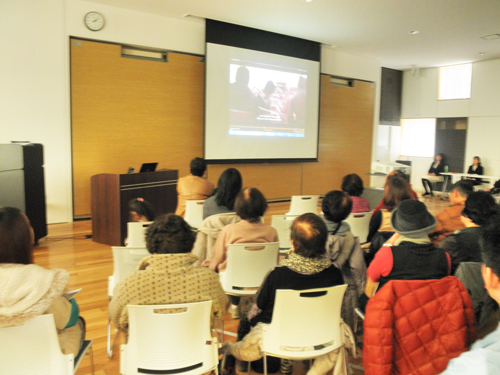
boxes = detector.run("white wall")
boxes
[0,0,71,223]
[400,58,500,189]
[1,0,382,223]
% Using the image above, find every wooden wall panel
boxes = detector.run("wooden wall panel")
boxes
[71,39,204,216]
[71,39,375,216]
[302,77,375,194]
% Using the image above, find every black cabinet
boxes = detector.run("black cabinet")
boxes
[0,143,47,242]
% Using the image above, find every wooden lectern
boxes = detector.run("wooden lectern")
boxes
[91,170,178,246]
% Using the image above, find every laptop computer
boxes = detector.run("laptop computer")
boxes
[139,163,158,173]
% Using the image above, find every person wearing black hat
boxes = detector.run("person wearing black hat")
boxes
[362,199,451,301]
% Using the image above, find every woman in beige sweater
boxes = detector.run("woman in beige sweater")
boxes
[0,207,84,356]
[109,214,228,337]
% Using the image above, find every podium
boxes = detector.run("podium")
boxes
[91,170,178,246]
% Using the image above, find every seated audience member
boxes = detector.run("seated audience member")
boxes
[440,216,500,375]
[203,168,242,219]
[323,191,366,331]
[466,156,484,186]
[223,213,344,373]
[490,179,500,196]
[360,200,450,309]
[341,174,370,213]
[128,197,155,222]
[372,170,418,214]
[0,207,85,356]
[429,180,473,245]
[175,157,215,217]
[322,190,353,237]
[366,176,412,263]
[206,187,278,318]
[109,214,228,337]
[439,191,498,274]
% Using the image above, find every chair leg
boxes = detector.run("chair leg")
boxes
[88,345,95,375]
[247,359,251,375]
[263,353,267,375]
[107,318,119,358]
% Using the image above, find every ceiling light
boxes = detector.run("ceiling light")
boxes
[409,30,419,35]
[480,34,500,40]
[479,52,486,56]
[300,0,314,2]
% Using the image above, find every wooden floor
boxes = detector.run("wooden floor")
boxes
[33,197,448,375]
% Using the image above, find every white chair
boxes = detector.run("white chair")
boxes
[120,301,218,375]
[185,200,206,228]
[271,215,298,251]
[0,314,94,375]
[108,246,149,358]
[261,284,348,375]
[220,242,280,296]
[286,195,320,215]
[126,221,153,247]
[344,211,373,244]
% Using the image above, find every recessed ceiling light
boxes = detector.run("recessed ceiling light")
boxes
[479,52,486,56]
[409,30,419,35]
[300,0,314,2]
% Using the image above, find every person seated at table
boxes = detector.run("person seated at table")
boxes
[372,170,418,214]
[206,187,278,318]
[439,215,500,375]
[359,200,451,311]
[438,191,499,274]
[366,176,413,264]
[341,174,370,213]
[175,157,215,217]
[109,214,228,338]
[0,207,85,356]
[222,213,344,373]
[422,153,446,196]
[203,168,242,219]
[429,180,473,245]
[466,156,484,186]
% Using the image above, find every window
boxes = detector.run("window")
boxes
[438,63,472,100]
[400,118,436,157]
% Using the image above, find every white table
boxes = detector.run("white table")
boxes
[440,172,499,196]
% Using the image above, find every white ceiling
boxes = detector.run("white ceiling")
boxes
[86,0,500,70]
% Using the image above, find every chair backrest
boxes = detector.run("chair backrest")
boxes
[262,284,348,358]
[455,262,498,331]
[126,221,153,247]
[220,242,280,295]
[185,200,206,228]
[286,195,320,216]
[121,301,217,375]
[0,314,74,374]
[271,215,298,251]
[344,211,373,244]
[109,246,149,297]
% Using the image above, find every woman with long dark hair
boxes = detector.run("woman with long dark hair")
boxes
[203,168,243,219]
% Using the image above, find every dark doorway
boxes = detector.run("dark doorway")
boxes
[434,118,467,173]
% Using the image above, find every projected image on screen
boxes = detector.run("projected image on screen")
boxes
[229,63,306,138]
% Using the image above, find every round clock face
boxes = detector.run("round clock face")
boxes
[84,12,104,31]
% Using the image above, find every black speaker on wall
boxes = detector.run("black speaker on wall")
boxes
[0,143,47,243]
[380,67,403,126]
